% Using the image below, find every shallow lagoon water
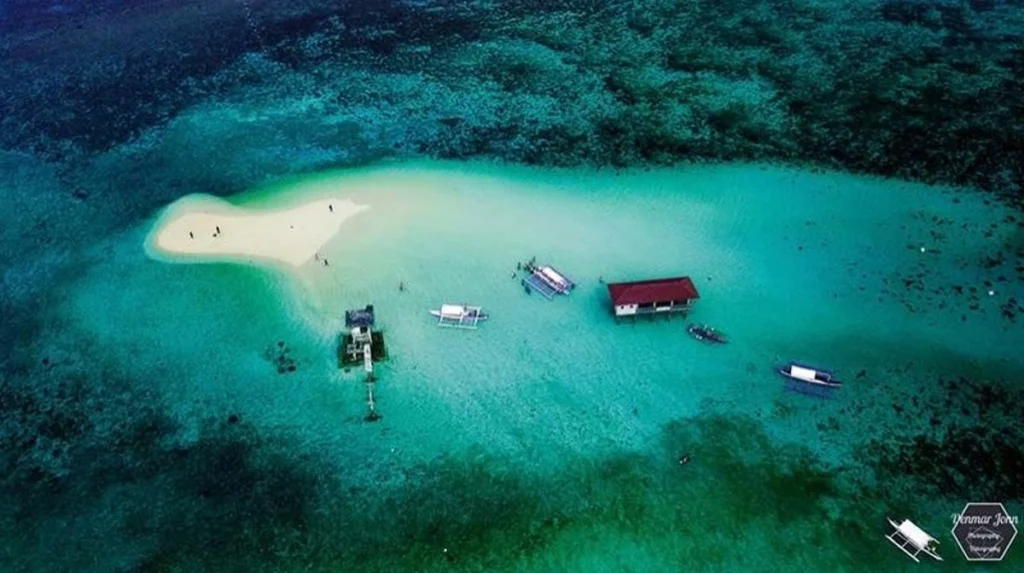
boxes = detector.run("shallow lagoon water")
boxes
[18,160,1023,571]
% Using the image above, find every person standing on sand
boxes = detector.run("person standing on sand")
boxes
[215,226,221,235]
[329,204,333,212]
[189,231,194,239]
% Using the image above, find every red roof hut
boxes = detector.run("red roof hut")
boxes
[606,276,699,319]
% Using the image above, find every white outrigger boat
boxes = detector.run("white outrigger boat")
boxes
[520,259,576,299]
[886,518,943,562]
[534,265,573,293]
[778,362,842,398]
[430,304,488,329]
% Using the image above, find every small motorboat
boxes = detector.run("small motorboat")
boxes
[687,324,727,344]
[430,304,488,328]
[779,363,842,388]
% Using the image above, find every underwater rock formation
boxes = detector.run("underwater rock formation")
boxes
[264,340,298,374]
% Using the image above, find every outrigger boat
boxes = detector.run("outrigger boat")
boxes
[430,304,488,329]
[779,362,842,398]
[520,259,575,299]
[687,324,727,344]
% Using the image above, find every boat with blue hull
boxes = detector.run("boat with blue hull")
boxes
[687,324,727,344]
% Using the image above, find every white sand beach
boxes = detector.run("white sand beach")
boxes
[146,195,370,267]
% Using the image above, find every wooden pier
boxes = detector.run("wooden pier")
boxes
[365,381,382,422]
[340,304,388,422]
[338,330,387,422]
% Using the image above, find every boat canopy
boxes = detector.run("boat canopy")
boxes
[540,267,567,286]
[440,304,467,317]
[896,520,937,550]
[790,365,819,382]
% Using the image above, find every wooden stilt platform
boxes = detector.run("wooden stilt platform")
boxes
[612,304,692,323]
[339,331,387,368]
[338,304,388,423]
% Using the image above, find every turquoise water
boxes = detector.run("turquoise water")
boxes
[5,0,1024,569]
[5,161,1022,571]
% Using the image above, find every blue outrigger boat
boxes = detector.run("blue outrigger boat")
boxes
[687,324,727,344]
[779,362,842,398]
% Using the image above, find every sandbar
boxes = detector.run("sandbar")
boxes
[146,194,369,267]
